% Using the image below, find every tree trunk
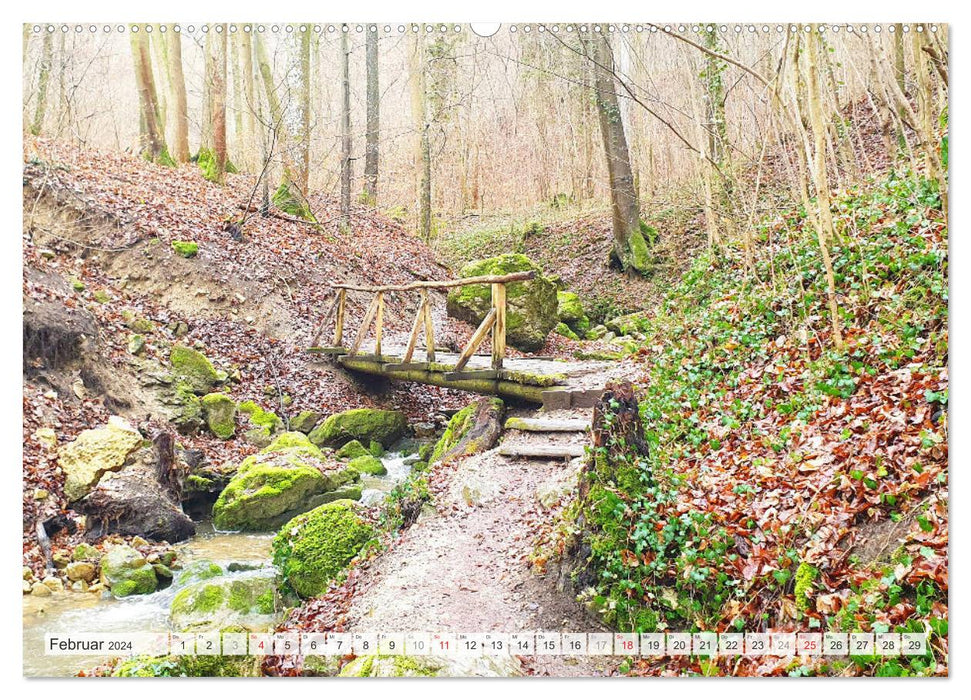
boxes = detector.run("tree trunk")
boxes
[129,29,169,164]
[31,31,52,136]
[166,27,190,163]
[340,27,352,231]
[296,27,312,195]
[913,28,948,222]
[210,26,228,184]
[409,31,431,242]
[585,28,647,274]
[805,26,843,349]
[240,29,257,172]
[363,27,379,204]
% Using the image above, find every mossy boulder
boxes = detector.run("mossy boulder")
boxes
[212,433,359,531]
[430,398,504,464]
[113,653,261,677]
[175,560,224,586]
[556,291,591,335]
[340,655,523,677]
[308,408,407,448]
[169,571,281,632]
[368,440,384,457]
[336,439,369,460]
[238,400,283,431]
[605,311,649,336]
[273,500,375,598]
[347,454,387,476]
[101,544,158,597]
[445,254,557,352]
[289,410,321,434]
[172,241,199,258]
[170,345,219,394]
[58,416,144,502]
[201,393,236,439]
[554,322,580,341]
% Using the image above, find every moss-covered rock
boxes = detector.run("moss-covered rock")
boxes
[289,410,321,434]
[212,433,359,531]
[605,311,649,336]
[347,454,387,476]
[272,179,314,220]
[101,544,158,597]
[336,439,369,460]
[128,334,146,355]
[58,416,144,502]
[554,322,580,341]
[430,398,504,464]
[175,560,224,586]
[112,653,261,677]
[557,290,591,336]
[368,440,384,457]
[445,254,557,352]
[308,408,407,448]
[202,393,236,440]
[170,344,219,394]
[169,571,281,632]
[794,562,819,612]
[273,500,375,598]
[172,241,199,258]
[238,400,283,432]
[339,655,523,677]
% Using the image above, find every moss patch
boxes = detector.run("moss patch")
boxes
[172,241,199,258]
[170,345,219,394]
[795,562,819,612]
[201,393,236,439]
[272,500,375,598]
[336,439,369,460]
[238,400,283,432]
[347,454,387,476]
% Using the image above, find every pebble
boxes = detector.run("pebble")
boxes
[33,489,49,500]
[42,576,64,593]
[23,566,34,581]
[23,581,32,594]
[31,582,52,597]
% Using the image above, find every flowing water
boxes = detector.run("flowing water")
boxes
[22,451,415,677]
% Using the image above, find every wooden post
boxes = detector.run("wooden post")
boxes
[454,309,497,371]
[374,291,385,357]
[333,288,346,347]
[350,293,380,355]
[423,291,436,363]
[491,282,506,371]
[403,292,426,364]
[309,292,340,347]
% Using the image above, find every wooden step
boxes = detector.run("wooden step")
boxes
[498,443,586,459]
[504,417,590,433]
[307,346,348,355]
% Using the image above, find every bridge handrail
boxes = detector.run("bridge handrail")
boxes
[328,270,535,293]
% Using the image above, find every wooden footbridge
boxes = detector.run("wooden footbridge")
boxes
[307,272,611,408]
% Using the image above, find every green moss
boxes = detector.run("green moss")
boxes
[238,400,283,432]
[557,291,585,323]
[170,345,219,394]
[201,393,236,439]
[172,583,225,616]
[122,311,155,334]
[555,322,580,341]
[113,653,260,677]
[308,408,407,447]
[263,431,321,456]
[627,225,651,273]
[795,562,819,612]
[430,404,476,464]
[227,579,273,614]
[176,561,224,586]
[172,241,199,258]
[71,277,85,292]
[272,500,375,598]
[212,462,328,531]
[336,439,370,460]
[272,180,314,220]
[289,410,320,433]
[185,475,214,492]
[348,454,387,476]
[72,543,100,562]
[93,290,111,304]
[369,440,384,457]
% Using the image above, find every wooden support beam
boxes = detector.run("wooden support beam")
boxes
[454,309,497,372]
[423,293,436,363]
[309,292,340,347]
[504,417,591,432]
[330,270,535,293]
[491,282,506,371]
[374,291,385,357]
[402,291,427,364]
[333,288,346,347]
[444,370,498,381]
[349,293,380,355]
[498,443,586,459]
[307,346,348,356]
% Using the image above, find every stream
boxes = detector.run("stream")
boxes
[23,451,416,677]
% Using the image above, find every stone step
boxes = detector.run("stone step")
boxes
[504,417,590,433]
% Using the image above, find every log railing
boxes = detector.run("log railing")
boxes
[309,271,533,372]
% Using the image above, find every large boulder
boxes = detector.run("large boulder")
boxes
[446,254,557,352]
[169,570,282,632]
[272,500,375,598]
[58,416,144,502]
[308,408,407,448]
[212,432,360,531]
[75,444,196,543]
[556,291,591,336]
[430,398,504,464]
[101,544,158,597]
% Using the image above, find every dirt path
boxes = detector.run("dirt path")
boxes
[344,407,616,677]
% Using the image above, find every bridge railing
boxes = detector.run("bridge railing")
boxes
[309,271,535,372]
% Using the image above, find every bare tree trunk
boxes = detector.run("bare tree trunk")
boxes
[166,27,190,163]
[409,31,431,242]
[585,27,648,274]
[149,29,169,138]
[296,27,311,195]
[363,27,379,204]
[805,26,843,349]
[913,28,948,222]
[340,27,352,231]
[240,29,257,172]
[683,46,720,251]
[210,26,228,183]
[129,29,170,164]
[31,31,52,136]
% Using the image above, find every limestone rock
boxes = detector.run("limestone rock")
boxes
[58,416,143,502]
[308,408,407,448]
[169,570,282,632]
[201,393,236,439]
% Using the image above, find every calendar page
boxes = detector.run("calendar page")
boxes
[20,8,949,684]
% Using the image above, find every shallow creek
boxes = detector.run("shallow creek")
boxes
[23,451,415,677]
